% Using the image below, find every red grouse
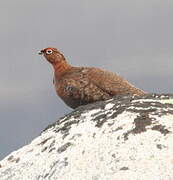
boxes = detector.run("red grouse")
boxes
[39,47,146,108]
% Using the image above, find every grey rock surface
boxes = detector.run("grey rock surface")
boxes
[0,94,173,180]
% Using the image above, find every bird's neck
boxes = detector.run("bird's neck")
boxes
[53,61,72,80]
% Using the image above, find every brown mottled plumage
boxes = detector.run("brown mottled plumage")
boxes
[39,47,146,108]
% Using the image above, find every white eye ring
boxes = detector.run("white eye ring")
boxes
[46,49,53,55]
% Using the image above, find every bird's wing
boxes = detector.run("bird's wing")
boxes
[87,68,145,96]
[56,67,111,107]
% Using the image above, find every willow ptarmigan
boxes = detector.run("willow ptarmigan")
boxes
[39,47,146,109]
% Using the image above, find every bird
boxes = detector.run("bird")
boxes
[39,47,146,109]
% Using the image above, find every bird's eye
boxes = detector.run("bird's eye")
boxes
[46,49,53,55]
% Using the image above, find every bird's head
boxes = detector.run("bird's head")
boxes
[38,47,66,65]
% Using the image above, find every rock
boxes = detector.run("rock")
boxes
[0,94,173,180]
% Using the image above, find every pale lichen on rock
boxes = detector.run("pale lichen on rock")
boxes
[0,94,173,180]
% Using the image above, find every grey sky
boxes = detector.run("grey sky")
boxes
[1,0,173,159]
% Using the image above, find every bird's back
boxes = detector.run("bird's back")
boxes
[54,67,146,108]
[88,67,145,95]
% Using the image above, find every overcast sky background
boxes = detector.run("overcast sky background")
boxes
[1,0,173,159]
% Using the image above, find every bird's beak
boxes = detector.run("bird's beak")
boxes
[38,50,43,55]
